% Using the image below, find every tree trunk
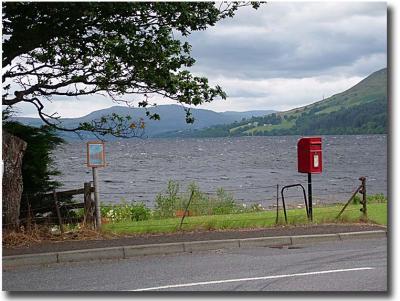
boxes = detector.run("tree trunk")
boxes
[2,131,27,231]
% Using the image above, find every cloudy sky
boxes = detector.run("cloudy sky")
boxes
[14,1,387,117]
[191,1,387,112]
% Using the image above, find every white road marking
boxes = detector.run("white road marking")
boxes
[132,267,374,291]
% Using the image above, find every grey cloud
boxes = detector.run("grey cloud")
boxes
[226,89,271,99]
[186,2,387,80]
[12,2,388,117]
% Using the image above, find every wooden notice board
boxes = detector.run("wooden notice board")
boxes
[86,141,106,167]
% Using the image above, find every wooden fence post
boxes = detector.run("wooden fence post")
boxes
[53,190,64,234]
[83,182,95,228]
[359,177,367,220]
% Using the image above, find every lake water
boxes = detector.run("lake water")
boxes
[52,135,387,208]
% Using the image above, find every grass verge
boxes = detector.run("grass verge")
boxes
[102,202,387,235]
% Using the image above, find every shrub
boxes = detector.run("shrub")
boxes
[104,206,130,222]
[129,203,151,221]
[148,180,276,219]
[153,182,243,218]
[101,201,151,223]
[154,180,184,218]
[211,188,238,215]
[352,195,362,204]
[353,193,387,204]
[185,182,210,216]
[367,193,387,204]
[249,203,264,212]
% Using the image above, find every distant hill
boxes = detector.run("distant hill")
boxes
[12,105,275,140]
[221,110,277,120]
[185,68,387,137]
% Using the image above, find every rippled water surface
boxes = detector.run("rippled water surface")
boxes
[52,135,387,208]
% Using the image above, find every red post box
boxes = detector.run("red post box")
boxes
[297,137,322,174]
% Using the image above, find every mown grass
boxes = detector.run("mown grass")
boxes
[102,202,387,235]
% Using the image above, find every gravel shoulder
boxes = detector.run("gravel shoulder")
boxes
[3,223,386,256]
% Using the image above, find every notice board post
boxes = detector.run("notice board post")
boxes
[87,141,106,230]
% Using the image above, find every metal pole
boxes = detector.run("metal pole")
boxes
[275,184,279,224]
[308,173,313,222]
[92,167,101,229]
[280,188,288,224]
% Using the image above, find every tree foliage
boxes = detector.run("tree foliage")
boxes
[166,98,387,138]
[2,2,260,137]
[293,97,387,135]
[3,114,65,217]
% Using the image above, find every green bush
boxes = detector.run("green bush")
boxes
[105,181,270,222]
[249,203,264,212]
[211,188,238,215]
[129,203,151,221]
[352,195,362,204]
[101,201,151,222]
[154,180,184,218]
[153,181,243,218]
[367,193,387,203]
[353,193,387,204]
[185,182,210,216]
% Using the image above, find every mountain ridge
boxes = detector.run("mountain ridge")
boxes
[168,68,387,137]
[10,68,387,139]
[11,105,276,140]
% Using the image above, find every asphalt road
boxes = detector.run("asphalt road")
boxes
[3,237,387,292]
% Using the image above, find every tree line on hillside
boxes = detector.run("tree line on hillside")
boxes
[292,97,387,135]
[158,113,285,137]
[165,98,387,138]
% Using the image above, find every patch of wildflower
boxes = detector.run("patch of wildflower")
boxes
[101,201,151,222]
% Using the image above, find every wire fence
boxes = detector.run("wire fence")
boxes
[5,177,378,231]
[18,181,369,204]
[94,185,364,210]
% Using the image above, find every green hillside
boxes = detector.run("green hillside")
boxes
[189,68,387,137]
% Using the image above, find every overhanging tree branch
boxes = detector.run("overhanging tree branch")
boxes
[2,2,262,137]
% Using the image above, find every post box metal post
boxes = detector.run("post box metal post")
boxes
[297,137,323,221]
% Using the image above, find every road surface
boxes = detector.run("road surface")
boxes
[2,237,387,291]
